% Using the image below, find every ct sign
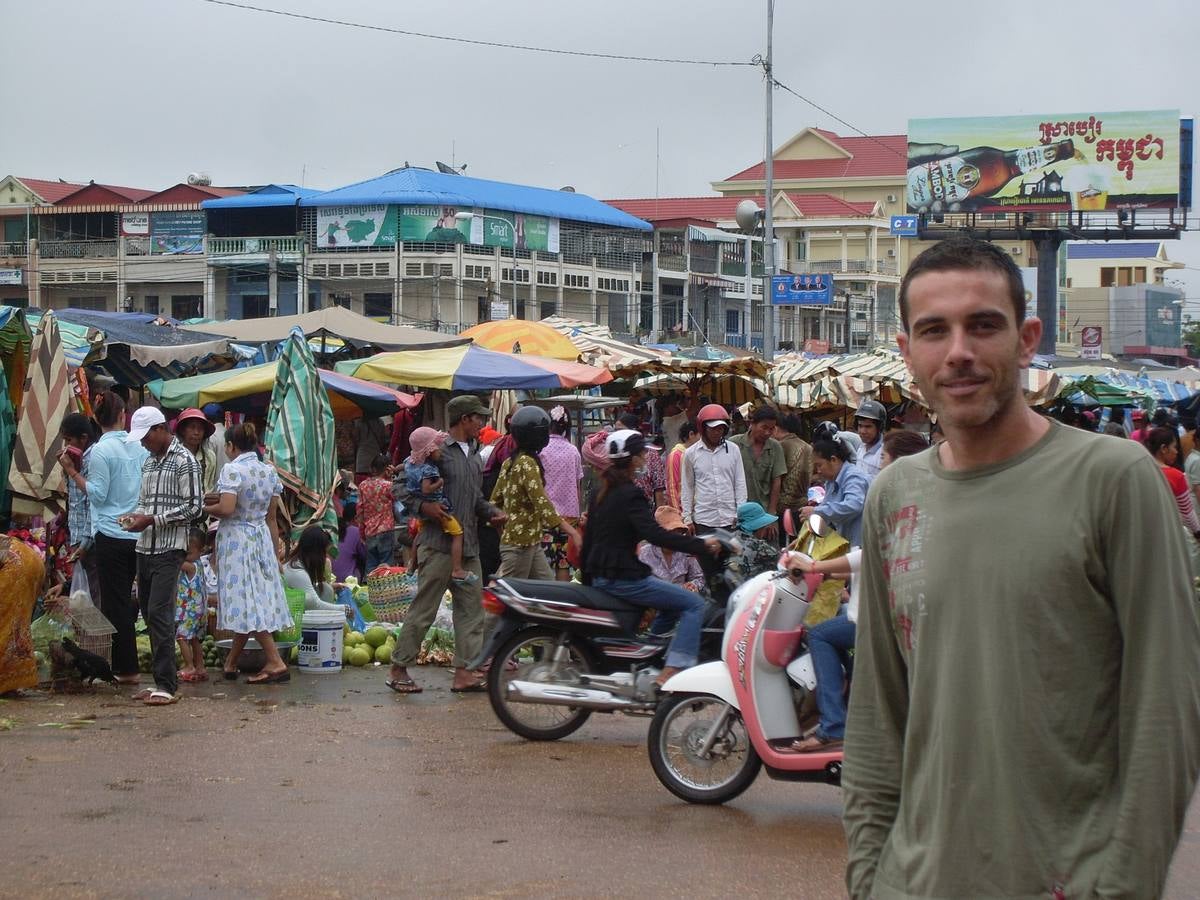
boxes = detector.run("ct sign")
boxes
[889,215,919,237]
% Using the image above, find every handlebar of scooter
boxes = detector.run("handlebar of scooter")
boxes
[706,528,743,558]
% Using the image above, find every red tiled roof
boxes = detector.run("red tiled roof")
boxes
[724,132,908,181]
[15,177,86,204]
[605,193,877,223]
[55,182,157,205]
[138,184,245,204]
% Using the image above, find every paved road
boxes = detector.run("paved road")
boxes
[2,667,1197,898]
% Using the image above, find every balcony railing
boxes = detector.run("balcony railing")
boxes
[0,241,27,258]
[793,258,898,276]
[40,240,119,259]
[208,236,303,255]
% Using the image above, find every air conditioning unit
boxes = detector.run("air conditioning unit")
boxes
[886,194,898,203]
[1011,247,1023,256]
[886,249,897,258]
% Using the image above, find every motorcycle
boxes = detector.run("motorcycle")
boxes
[474,530,743,741]
[646,515,846,804]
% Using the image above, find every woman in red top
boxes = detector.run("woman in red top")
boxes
[1143,426,1200,576]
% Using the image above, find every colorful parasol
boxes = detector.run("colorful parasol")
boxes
[541,315,670,368]
[8,312,70,517]
[265,327,338,541]
[335,343,612,390]
[146,362,421,420]
[460,320,580,361]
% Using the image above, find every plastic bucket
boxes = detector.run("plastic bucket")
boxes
[298,609,344,674]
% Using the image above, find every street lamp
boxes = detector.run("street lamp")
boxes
[456,211,519,321]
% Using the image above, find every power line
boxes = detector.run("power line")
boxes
[195,0,757,67]
[769,75,907,161]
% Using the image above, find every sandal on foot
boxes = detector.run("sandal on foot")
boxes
[179,671,206,683]
[246,669,290,685]
[386,678,423,694]
[450,679,485,693]
[789,734,843,753]
[143,690,179,706]
[131,687,154,701]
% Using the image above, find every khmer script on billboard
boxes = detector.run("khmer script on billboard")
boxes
[906,110,1180,214]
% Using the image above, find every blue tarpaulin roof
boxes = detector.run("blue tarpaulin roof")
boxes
[202,183,322,210]
[1067,242,1162,259]
[297,167,651,231]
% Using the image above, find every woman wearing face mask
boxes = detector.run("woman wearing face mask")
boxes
[580,429,722,686]
[800,437,872,548]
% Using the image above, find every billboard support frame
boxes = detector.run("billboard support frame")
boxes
[916,209,1183,355]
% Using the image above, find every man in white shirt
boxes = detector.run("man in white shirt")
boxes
[854,399,886,479]
[680,403,747,534]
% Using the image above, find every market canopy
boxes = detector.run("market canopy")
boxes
[607,354,770,383]
[335,343,613,390]
[540,315,670,369]
[181,306,469,352]
[460,320,580,361]
[146,361,421,420]
[52,308,230,367]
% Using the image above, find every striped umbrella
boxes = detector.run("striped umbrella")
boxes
[540,315,670,368]
[8,312,70,517]
[265,327,338,542]
[461,320,581,361]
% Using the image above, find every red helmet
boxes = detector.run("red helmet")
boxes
[695,403,730,433]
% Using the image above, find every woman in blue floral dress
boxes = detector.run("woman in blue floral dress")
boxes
[203,423,292,684]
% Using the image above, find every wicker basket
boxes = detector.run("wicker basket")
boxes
[367,568,418,623]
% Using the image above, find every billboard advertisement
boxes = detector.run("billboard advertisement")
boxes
[120,212,149,236]
[317,205,399,248]
[318,205,562,252]
[771,273,833,306]
[906,110,1180,213]
[150,211,205,255]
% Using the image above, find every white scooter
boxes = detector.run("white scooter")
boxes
[646,516,844,804]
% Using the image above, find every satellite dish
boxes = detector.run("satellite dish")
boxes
[436,161,465,175]
[735,199,762,234]
[186,172,212,186]
[559,186,576,192]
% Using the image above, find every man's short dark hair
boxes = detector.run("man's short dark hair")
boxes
[898,237,1026,331]
[678,421,696,443]
[750,405,778,424]
[618,412,641,431]
[779,413,804,437]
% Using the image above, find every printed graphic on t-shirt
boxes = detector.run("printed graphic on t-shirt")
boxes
[880,502,930,654]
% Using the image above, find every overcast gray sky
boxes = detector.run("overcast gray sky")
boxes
[5,0,1199,297]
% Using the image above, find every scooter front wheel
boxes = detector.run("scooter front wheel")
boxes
[486,627,595,741]
[648,693,761,804]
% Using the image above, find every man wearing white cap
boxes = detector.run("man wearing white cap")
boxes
[121,406,203,706]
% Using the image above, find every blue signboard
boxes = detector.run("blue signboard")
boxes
[771,273,833,306]
[889,214,919,237]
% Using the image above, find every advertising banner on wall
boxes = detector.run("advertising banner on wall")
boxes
[1080,325,1103,359]
[770,273,833,306]
[317,205,398,248]
[150,211,205,254]
[468,210,560,253]
[120,212,149,236]
[906,109,1180,213]
[0,268,23,285]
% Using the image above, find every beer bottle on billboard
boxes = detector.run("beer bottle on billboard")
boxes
[907,139,1076,209]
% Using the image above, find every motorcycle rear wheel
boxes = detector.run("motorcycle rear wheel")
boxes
[487,627,595,741]
[648,693,761,804]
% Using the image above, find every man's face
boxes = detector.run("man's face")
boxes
[897,269,1040,433]
[750,418,775,444]
[141,424,170,455]
[701,423,727,447]
[855,418,880,447]
[460,413,486,440]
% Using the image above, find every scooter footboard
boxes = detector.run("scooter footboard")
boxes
[660,661,739,709]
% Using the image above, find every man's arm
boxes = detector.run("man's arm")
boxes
[680,451,695,525]
[732,451,747,509]
[1092,455,1200,898]
[842,485,909,900]
[767,477,781,517]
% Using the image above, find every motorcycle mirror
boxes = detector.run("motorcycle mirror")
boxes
[808,513,827,537]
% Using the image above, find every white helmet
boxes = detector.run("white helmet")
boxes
[606,428,646,460]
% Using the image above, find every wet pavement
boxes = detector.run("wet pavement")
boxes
[2,666,1198,898]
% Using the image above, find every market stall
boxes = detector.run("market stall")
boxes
[540,315,670,368]
[607,354,770,408]
[8,313,69,518]
[146,362,421,419]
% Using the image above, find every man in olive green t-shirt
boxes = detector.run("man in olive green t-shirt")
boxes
[729,405,787,541]
[844,238,1200,900]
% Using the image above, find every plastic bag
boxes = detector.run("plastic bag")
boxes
[30,611,73,656]
[274,587,307,643]
[68,562,92,612]
[337,586,366,631]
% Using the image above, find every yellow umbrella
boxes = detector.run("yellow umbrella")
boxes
[460,320,580,361]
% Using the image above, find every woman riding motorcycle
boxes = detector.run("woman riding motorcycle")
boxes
[580,429,721,686]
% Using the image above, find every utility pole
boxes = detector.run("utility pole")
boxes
[761,0,776,361]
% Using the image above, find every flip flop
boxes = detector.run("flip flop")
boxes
[115,676,141,686]
[450,680,486,693]
[131,687,154,701]
[143,690,179,706]
[221,669,239,681]
[179,671,207,683]
[246,670,290,685]
[386,678,423,694]
[789,734,843,753]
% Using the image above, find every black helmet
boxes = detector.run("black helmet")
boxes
[509,405,552,454]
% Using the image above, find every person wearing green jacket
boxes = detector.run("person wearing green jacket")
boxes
[844,238,1200,900]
